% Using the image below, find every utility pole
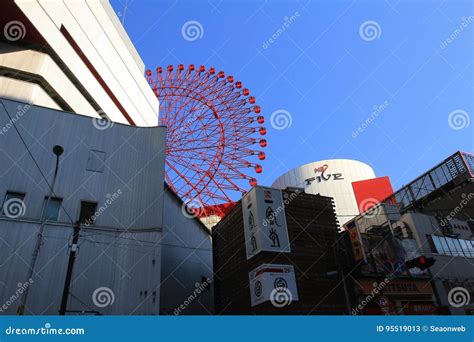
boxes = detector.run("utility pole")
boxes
[59,221,81,315]
[17,145,64,315]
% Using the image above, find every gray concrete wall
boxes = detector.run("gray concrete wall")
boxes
[160,187,214,315]
[0,98,166,314]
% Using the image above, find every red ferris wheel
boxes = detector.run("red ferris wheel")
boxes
[146,64,267,216]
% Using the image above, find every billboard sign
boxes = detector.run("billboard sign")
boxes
[242,186,291,259]
[248,264,299,307]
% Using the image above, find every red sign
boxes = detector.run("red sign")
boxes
[352,176,393,213]
[314,164,329,173]
[312,164,343,182]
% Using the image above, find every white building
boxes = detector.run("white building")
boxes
[272,159,376,226]
[1,0,158,126]
[0,0,213,315]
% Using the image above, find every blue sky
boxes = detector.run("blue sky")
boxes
[111,0,473,191]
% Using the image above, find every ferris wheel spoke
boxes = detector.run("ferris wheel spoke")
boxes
[147,64,267,214]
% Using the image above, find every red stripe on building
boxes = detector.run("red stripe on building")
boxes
[60,26,136,126]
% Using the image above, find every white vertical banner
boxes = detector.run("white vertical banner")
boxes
[257,187,291,253]
[242,186,291,259]
[248,264,299,307]
[242,186,260,259]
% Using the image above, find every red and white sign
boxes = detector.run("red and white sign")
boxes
[248,264,299,307]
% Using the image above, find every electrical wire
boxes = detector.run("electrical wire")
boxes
[80,231,212,251]
[41,231,213,253]
[0,99,76,225]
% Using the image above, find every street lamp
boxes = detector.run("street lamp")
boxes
[17,145,64,315]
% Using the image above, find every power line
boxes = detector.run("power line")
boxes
[43,232,212,252]
[80,231,212,252]
[0,100,76,225]
[1,100,80,315]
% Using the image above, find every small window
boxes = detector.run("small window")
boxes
[2,191,26,218]
[42,197,62,221]
[459,239,470,257]
[86,150,106,173]
[79,201,97,225]
[467,241,474,258]
[439,237,450,255]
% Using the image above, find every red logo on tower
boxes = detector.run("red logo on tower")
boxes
[313,164,344,182]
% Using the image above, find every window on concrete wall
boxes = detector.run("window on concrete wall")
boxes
[431,235,474,258]
[431,235,443,253]
[42,197,62,221]
[465,240,474,258]
[1,191,26,217]
[86,150,106,173]
[79,201,97,225]
[459,239,470,257]
[439,236,450,254]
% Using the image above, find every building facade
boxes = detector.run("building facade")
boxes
[345,151,474,315]
[382,151,474,221]
[272,159,378,226]
[0,0,214,315]
[345,204,438,315]
[213,186,348,314]
[0,100,166,314]
[160,186,213,315]
[0,99,214,315]
[404,212,474,315]
[1,0,158,125]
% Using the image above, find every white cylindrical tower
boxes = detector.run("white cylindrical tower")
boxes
[272,159,376,226]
